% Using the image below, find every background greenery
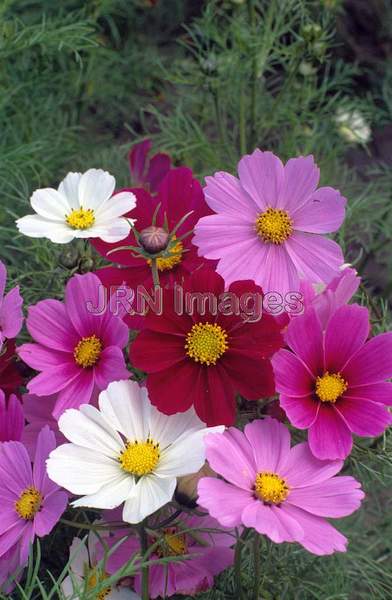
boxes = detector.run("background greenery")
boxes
[1,0,392,598]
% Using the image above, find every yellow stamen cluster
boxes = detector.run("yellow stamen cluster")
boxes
[74,335,102,368]
[315,371,348,403]
[156,527,188,557]
[255,472,290,505]
[147,237,183,271]
[87,570,110,600]
[66,207,95,230]
[119,439,160,476]
[185,322,229,366]
[15,486,43,520]
[255,208,293,244]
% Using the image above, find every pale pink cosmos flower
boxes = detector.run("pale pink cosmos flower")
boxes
[194,149,346,295]
[198,418,364,555]
[273,304,392,459]
[18,272,129,419]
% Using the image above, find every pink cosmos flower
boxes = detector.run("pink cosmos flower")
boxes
[129,139,171,193]
[0,260,23,352]
[0,391,24,443]
[18,272,129,419]
[0,545,23,594]
[193,149,346,295]
[101,511,234,598]
[0,426,67,565]
[198,418,364,555]
[273,304,392,460]
[21,394,66,458]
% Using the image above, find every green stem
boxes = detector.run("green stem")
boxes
[252,533,261,600]
[139,523,150,600]
[239,82,247,155]
[234,528,248,599]
[247,0,257,150]
[151,258,160,289]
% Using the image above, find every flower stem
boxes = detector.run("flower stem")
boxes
[247,0,258,150]
[151,258,160,289]
[234,528,249,599]
[252,533,261,600]
[138,522,150,600]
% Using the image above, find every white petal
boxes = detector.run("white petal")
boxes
[95,191,137,220]
[31,188,72,220]
[16,214,75,243]
[99,381,150,442]
[108,588,141,599]
[122,475,176,524]
[149,405,205,449]
[58,172,82,209]
[78,168,115,210]
[67,537,89,578]
[156,426,224,478]
[62,574,83,599]
[58,405,124,457]
[46,443,121,495]
[72,471,134,509]
[89,219,133,243]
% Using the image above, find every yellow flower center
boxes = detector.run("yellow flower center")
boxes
[15,486,43,520]
[87,570,110,600]
[146,236,183,271]
[255,472,290,505]
[119,439,160,476]
[74,335,102,368]
[255,208,293,244]
[315,371,348,403]
[156,528,188,557]
[66,207,95,230]
[185,322,229,366]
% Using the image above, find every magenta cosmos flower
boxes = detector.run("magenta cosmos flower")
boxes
[129,139,171,192]
[198,418,364,555]
[193,149,346,295]
[273,304,392,460]
[0,426,67,565]
[101,510,234,598]
[18,272,129,419]
[0,259,23,352]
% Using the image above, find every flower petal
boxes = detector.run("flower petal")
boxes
[280,442,343,488]
[78,168,115,210]
[324,305,369,372]
[343,332,392,385]
[287,475,364,517]
[292,186,346,233]
[238,149,284,211]
[204,171,259,217]
[203,428,256,489]
[122,475,176,523]
[244,417,290,473]
[308,405,352,460]
[197,477,253,527]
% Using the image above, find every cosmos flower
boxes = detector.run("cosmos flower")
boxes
[0,426,67,565]
[21,394,66,458]
[273,304,392,459]
[0,260,23,353]
[62,532,140,600]
[46,380,223,524]
[16,169,136,244]
[198,418,364,555]
[193,149,346,295]
[0,390,24,443]
[129,139,171,193]
[18,272,129,419]
[101,510,235,599]
[130,269,283,426]
[335,107,371,144]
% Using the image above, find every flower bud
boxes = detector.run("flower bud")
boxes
[176,463,217,507]
[139,226,170,253]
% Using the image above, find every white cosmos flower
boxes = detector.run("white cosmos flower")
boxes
[62,532,140,600]
[335,108,371,144]
[16,169,136,244]
[46,380,224,524]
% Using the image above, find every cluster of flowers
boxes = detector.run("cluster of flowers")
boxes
[0,140,390,598]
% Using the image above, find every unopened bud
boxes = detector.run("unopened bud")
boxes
[176,463,217,507]
[139,226,170,253]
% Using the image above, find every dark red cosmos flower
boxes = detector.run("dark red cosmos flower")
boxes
[0,340,23,396]
[129,139,171,193]
[92,167,216,325]
[130,270,283,426]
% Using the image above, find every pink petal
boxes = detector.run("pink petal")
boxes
[344,382,392,405]
[273,350,314,396]
[26,299,78,351]
[308,405,353,460]
[292,186,346,233]
[237,149,284,211]
[324,305,369,372]
[285,232,344,284]
[27,363,80,396]
[0,260,6,299]
[34,491,67,537]
[204,428,256,490]
[280,394,319,429]
[64,272,105,338]
[279,155,320,212]
[204,171,259,217]
[0,441,32,494]
[342,332,392,385]
[258,243,300,295]
[0,393,24,442]
[336,397,392,437]
[287,475,364,517]
[280,442,343,487]
[244,418,290,473]
[33,426,56,493]
[282,504,348,555]
[0,523,25,559]
[197,478,253,528]
[93,346,129,390]
[242,502,304,543]
[285,308,324,375]
[194,214,256,259]
[214,238,270,287]
[0,287,24,339]
[18,343,71,370]
[52,370,95,419]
